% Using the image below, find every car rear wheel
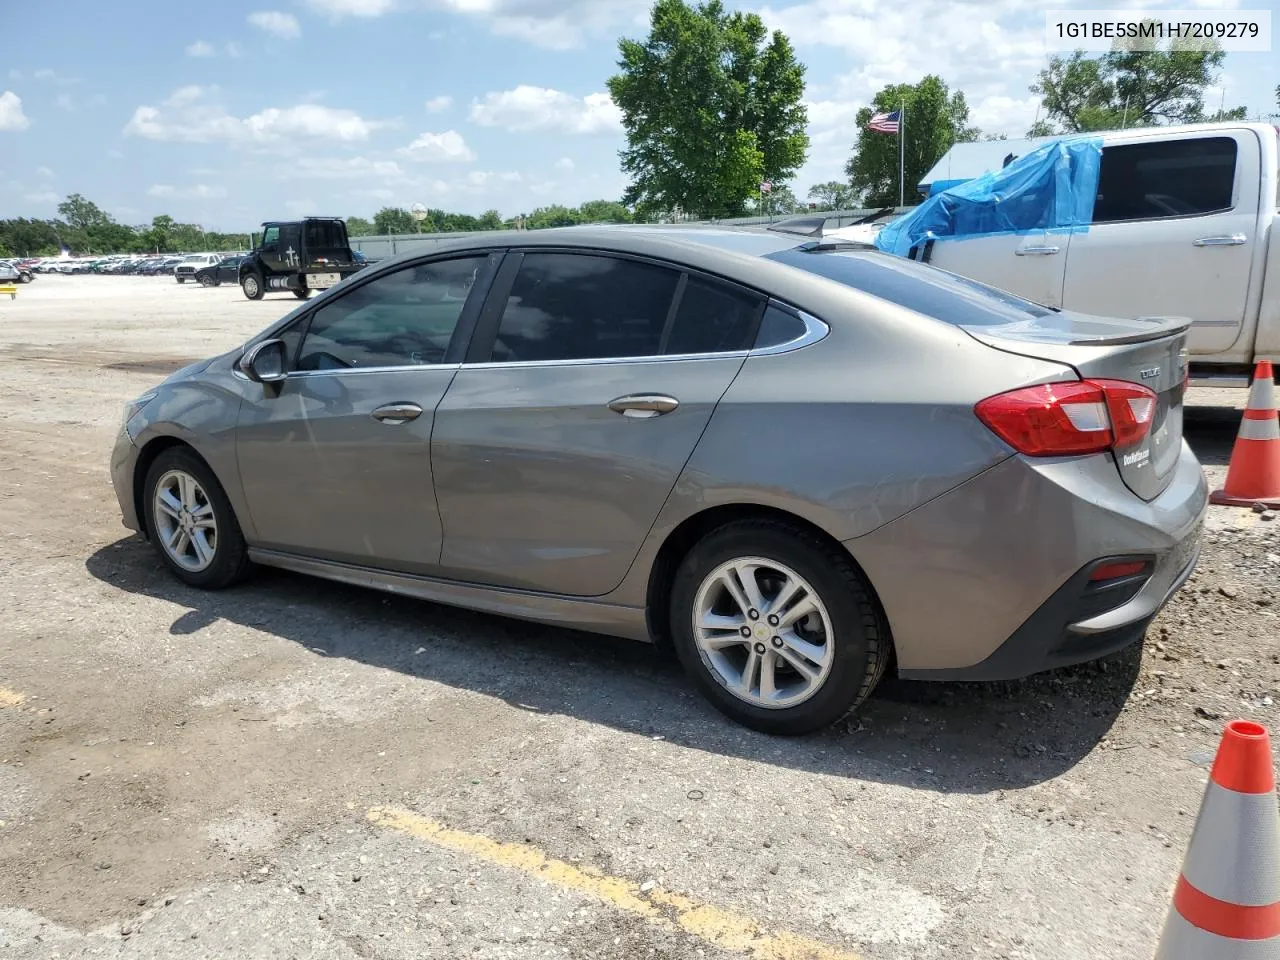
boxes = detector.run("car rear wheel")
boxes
[669,519,889,735]
[241,271,264,300]
[199,275,215,287]
[143,448,251,589]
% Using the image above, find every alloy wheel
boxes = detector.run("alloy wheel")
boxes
[691,557,834,709]
[152,469,218,572]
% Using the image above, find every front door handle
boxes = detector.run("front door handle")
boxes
[1015,245,1061,256]
[1193,234,1247,246]
[607,394,679,419]
[372,402,423,424]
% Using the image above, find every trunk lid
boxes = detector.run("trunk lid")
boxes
[963,311,1190,501]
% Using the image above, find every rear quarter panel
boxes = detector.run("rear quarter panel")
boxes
[604,286,1079,607]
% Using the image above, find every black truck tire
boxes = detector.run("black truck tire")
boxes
[241,271,265,300]
[293,288,309,300]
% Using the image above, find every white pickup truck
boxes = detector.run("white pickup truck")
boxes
[900,123,1280,385]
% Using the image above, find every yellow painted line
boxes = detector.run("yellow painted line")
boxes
[367,807,861,960]
[0,689,24,708]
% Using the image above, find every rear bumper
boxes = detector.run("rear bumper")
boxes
[848,440,1208,679]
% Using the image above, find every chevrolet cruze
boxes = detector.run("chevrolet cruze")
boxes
[112,227,1206,734]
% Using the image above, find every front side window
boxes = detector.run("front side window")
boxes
[261,226,280,248]
[295,257,484,371]
[1093,137,1237,223]
[490,253,679,362]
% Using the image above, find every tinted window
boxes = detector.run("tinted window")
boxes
[664,277,763,355]
[755,304,808,348]
[766,248,1056,327]
[490,254,678,362]
[1094,137,1236,223]
[261,226,280,247]
[304,220,347,249]
[296,257,484,371]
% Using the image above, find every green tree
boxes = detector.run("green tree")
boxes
[478,209,504,230]
[608,0,808,219]
[373,207,416,235]
[525,205,583,229]
[56,193,112,231]
[1030,32,1242,133]
[345,216,375,236]
[806,181,857,211]
[576,199,633,223]
[845,75,977,207]
[763,184,800,216]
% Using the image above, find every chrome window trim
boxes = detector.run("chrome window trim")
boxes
[751,308,829,356]
[285,362,463,379]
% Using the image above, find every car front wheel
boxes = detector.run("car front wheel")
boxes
[669,519,889,735]
[143,448,251,589]
[199,275,215,287]
[241,271,264,300]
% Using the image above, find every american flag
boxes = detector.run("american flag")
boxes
[868,110,900,134]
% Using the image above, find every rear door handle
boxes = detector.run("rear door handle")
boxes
[372,402,423,424]
[1014,245,1061,256]
[1193,234,1247,246]
[607,394,679,419]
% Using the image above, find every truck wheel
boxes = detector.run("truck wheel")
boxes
[241,271,264,301]
[293,289,310,300]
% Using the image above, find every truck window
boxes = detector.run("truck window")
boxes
[1092,137,1237,223]
[304,220,346,250]
[261,226,280,248]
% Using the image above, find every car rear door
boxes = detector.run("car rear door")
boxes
[431,250,764,596]
[1062,130,1260,355]
[234,254,498,573]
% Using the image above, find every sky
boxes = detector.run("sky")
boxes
[1,0,1276,232]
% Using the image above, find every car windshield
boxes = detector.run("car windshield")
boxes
[765,246,1057,326]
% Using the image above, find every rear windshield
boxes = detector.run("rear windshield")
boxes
[765,247,1056,327]
[304,220,347,250]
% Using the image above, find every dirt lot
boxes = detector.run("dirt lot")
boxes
[1,274,1277,960]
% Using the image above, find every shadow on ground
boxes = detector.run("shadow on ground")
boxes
[1184,404,1244,467]
[87,536,1143,795]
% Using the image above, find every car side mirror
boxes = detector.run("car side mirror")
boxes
[239,339,287,384]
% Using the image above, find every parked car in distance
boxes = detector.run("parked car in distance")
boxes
[194,256,245,287]
[175,254,223,283]
[112,227,1206,734]
[909,122,1280,385]
[0,260,34,282]
[0,261,21,284]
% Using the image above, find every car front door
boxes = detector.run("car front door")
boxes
[1062,131,1260,355]
[431,251,763,596]
[234,254,498,573]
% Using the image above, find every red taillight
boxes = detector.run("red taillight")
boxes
[1089,560,1151,582]
[975,379,1157,457]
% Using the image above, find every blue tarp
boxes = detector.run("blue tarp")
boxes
[874,136,1103,258]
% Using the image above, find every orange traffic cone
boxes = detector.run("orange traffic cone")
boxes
[1210,361,1280,509]
[1153,719,1280,958]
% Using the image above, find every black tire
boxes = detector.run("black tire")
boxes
[17,273,30,283]
[176,276,185,283]
[142,447,252,590]
[241,270,264,300]
[669,519,889,735]
[199,275,215,287]
[293,288,309,300]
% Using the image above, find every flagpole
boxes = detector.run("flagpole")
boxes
[898,100,905,208]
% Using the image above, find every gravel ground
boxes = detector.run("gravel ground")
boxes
[1,275,1277,960]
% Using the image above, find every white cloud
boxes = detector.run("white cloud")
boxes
[248,10,302,39]
[425,95,452,113]
[555,157,574,172]
[147,183,229,200]
[396,129,475,163]
[56,93,73,111]
[469,86,621,135]
[293,156,409,179]
[25,190,58,203]
[186,40,216,57]
[0,91,30,132]
[308,0,397,16]
[37,165,53,178]
[125,88,391,144]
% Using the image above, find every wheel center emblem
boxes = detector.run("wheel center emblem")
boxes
[753,624,770,640]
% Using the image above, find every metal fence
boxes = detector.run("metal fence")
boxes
[346,207,918,259]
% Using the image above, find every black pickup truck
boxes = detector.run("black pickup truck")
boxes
[238,217,364,300]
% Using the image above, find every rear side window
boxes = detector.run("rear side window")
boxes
[1093,137,1237,223]
[755,305,808,347]
[766,248,1056,327]
[490,253,679,362]
[664,277,763,355]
